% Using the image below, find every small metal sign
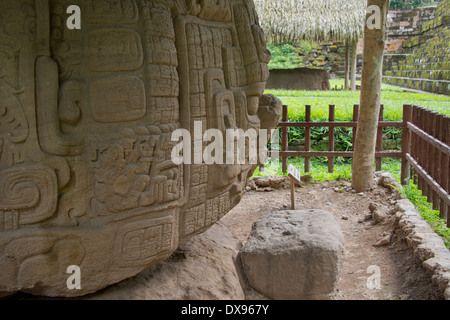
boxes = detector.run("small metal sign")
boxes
[287,164,301,210]
[288,164,301,184]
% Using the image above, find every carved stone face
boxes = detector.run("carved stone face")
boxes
[0,0,281,297]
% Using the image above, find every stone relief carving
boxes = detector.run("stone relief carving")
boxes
[0,0,282,297]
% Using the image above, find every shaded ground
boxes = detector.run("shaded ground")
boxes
[221,178,444,300]
[3,177,444,301]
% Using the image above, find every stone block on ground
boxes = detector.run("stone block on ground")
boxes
[240,210,345,300]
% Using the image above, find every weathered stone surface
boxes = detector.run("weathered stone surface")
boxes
[394,195,450,300]
[251,176,288,190]
[0,0,281,297]
[383,1,450,95]
[240,210,345,300]
[375,171,406,200]
[85,222,245,300]
[265,68,330,91]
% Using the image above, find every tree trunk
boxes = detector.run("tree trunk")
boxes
[352,0,390,192]
[344,39,350,90]
[350,39,358,91]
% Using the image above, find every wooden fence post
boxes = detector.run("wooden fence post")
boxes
[442,116,450,225]
[375,105,384,171]
[282,105,288,172]
[401,104,412,185]
[412,105,419,184]
[417,107,425,192]
[425,109,433,203]
[430,111,439,210]
[328,105,335,173]
[305,105,311,173]
[352,104,359,149]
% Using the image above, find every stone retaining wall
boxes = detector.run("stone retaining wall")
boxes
[284,4,449,94]
[383,0,450,95]
[394,198,450,299]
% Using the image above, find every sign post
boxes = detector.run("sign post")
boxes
[288,164,301,210]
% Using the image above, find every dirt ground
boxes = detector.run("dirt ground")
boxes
[221,177,445,300]
[3,176,444,301]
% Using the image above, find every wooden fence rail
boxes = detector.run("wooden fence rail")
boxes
[405,105,450,225]
[276,104,403,173]
[271,104,450,227]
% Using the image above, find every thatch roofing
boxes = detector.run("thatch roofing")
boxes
[254,0,368,43]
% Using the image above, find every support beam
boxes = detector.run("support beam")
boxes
[344,39,350,90]
[350,39,358,91]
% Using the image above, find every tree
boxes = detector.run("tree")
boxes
[351,0,390,192]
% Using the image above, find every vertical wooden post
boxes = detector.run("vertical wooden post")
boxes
[425,110,434,203]
[411,106,419,184]
[375,105,384,172]
[288,165,301,211]
[350,39,358,91]
[345,39,350,90]
[435,113,444,214]
[401,105,412,185]
[417,107,424,193]
[305,105,311,173]
[441,116,450,225]
[282,105,288,172]
[430,112,439,210]
[422,108,430,200]
[290,178,295,210]
[328,105,335,173]
[352,104,359,148]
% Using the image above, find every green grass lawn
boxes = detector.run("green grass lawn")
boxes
[265,79,450,122]
[258,80,450,246]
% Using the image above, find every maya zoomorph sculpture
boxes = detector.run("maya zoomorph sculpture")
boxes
[0,0,281,297]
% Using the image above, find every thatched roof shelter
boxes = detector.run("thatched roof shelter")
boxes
[254,0,370,90]
[254,0,367,44]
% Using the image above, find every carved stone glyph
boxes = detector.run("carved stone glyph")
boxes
[0,0,281,297]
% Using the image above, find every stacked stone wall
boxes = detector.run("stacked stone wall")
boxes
[288,3,449,94]
[300,42,348,77]
[383,0,450,95]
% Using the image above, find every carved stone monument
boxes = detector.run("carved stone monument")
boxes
[0,0,281,297]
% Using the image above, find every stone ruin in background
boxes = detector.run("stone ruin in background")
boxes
[0,0,281,297]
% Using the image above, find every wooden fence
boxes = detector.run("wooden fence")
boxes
[404,105,450,226]
[272,104,450,227]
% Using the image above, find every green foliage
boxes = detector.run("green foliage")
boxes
[402,180,450,247]
[390,0,442,9]
[296,41,313,56]
[265,79,450,122]
[267,43,303,70]
[254,156,401,182]
[267,41,315,70]
[266,79,449,163]
[254,157,354,181]
[286,126,355,164]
